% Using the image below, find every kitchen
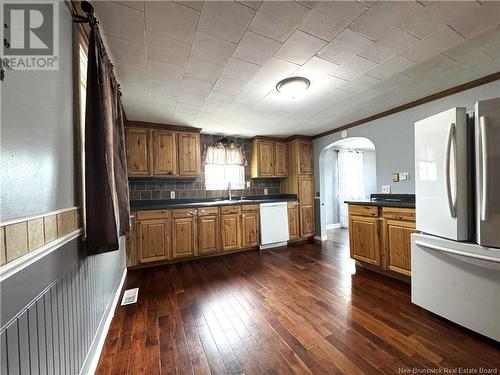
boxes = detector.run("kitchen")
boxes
[1,1,499,374]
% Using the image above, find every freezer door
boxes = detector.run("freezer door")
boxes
[415,107,469,240]
[475,97,500,248]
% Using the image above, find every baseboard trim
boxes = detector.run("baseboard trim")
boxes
[314,235,328,242]
[326,223,341,230]
[80,267,127,375]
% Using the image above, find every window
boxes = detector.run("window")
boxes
[204,143,246,190]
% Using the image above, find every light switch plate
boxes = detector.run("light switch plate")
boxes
[399,172,409,181]
[246,181,251,188]
[170,191,175,199]
[264,188,268,195]
[382,185,391,194]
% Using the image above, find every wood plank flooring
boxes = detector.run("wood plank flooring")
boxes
[96,239,500,374]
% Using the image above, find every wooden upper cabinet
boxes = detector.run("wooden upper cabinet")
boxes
[178,133,201,177]
[172,216,197,259]
[297,141,313,175]
[252,140,274,177]
[138,219,171,263]
[198,215,219,255]
[126,128,151,176]
[273,142,288,177]
[241,212,259,248]
[153,130,177,176]
[349,215,380,266]
[298,177,314,206]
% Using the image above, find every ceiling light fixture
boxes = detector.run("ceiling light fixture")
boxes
[276,76,310,99]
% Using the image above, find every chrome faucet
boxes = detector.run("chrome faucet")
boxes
[227,181,232,200]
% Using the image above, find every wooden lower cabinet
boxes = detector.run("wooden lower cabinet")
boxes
[242,212,259,248]
[198,215,219,255]
[348,215,380,266]
[172,217,197,259]
[287,202,299,241]
[300,205,314,238]
[221,214,241,252]
[138,219,171,263]
[384,219,416,276]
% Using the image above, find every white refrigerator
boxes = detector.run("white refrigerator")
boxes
[412,97,500,341]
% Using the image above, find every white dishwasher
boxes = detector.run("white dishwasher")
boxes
[259,202,289,250]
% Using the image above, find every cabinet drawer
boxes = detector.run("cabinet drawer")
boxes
[136,210,171,220]
[172,208,198,218]
[348,205,379,217]
[382,207,415,221]
[242,204,259,213]
[221,205,241,215]
[287,201,299,208]
[198,207,219,216]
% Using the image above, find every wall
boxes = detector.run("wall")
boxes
[363,150,377,196]
[314,79,500,237]
[0,3,126,374]
[129,134,282,200]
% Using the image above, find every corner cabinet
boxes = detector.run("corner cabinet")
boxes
[251,138,288,178]
[347,205,416,276]
[125,124,200,178]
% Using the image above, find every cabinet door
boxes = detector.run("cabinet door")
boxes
[138,219,170,263]
[198,215,219,255]
[126,128,150,176]
[288,206,299,241]
[257,140,274,177]
[300,205,314,238]
[298,177,314,205]
[153,130,177,176]
[172,217,197,258]
[221,214,241,252]
[297,141,313,175]
[242,213,259,248]
[178,133,200,177]
[385,219,415,275]
[349,216,380,266]
[273,142,288,177]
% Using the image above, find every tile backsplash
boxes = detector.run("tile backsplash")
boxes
[129,134,282,201]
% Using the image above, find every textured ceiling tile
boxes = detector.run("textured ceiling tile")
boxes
[299,1,367,41]
[174,1,202,11]
[350,1,422,41]
[365,54,415,80]
[181,77,214,96]
[120,82,151,99]
[447,2,500,39]
[371,73,415,93]
[329,55,378,80]
[115,1,145,12]
[274,30,327,65]
[190,33,237,67]
[401,26,464,63]
[206,92,236,106]
[221,58,262,81]
[184,58,224,84]
[244,57,300,97]
[94,2,145,44]
[294,56,341,81]
[248,1,310,42]
[212,76,248,96]
[397,4,447,39]
[359,27,419,63]
[338,74,380,93]
[176,103,203,115]
[147,33,191,67]
[178,91,208,106]
[317,28,373,65]
[198,1,255,43]
[236,0,262,10]
[149,79,181,97]
[233,31,282,66]
[145,1,199,43]
[147,59,184,83]
[114,63,147,84]
[105,36,146,67]
[150,94,178,107]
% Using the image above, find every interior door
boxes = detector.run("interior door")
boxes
[475,97,500,248]
[415,107,469,241]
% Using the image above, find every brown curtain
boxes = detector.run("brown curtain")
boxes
[84,25,130,254]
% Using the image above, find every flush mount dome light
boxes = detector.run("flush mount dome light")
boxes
[276,76,310,98]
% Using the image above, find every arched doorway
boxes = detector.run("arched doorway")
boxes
[318,137,376,241]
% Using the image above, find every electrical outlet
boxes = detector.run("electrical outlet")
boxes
[264,188,268,195]
[170,191,175,199]
[382,185,391,194]
[399,172,409,181]
[246,181,251,188]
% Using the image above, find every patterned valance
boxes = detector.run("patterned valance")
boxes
[203,142,247,166]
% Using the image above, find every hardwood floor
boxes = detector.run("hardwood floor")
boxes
[96,239,500,375]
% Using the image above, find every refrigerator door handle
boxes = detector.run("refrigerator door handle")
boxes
[479,116,489,221]
[414,240,500,264]
[444,123,456,218]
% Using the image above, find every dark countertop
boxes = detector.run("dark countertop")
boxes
[130,194,298,211]
[345,193,415,209]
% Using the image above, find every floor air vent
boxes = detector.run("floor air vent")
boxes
[121,288,139,306]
